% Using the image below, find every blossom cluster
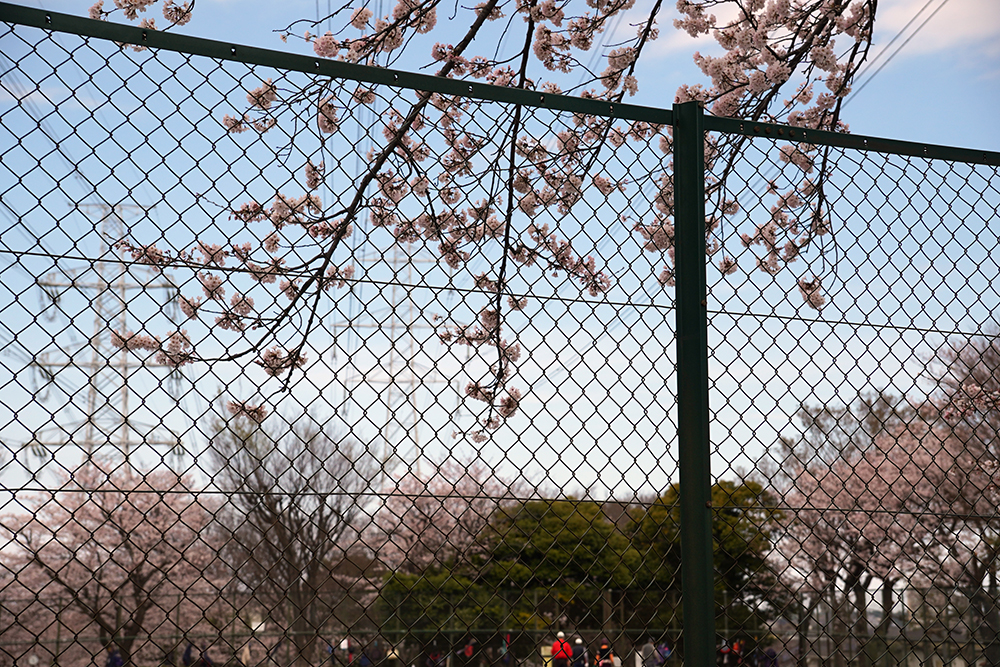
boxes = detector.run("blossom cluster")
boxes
[161,0,192,25]
[88,0,191,25]
[255,346,308,377]
[111,329,193,368]
[114,176,355,355]
[226,400,270,422]
[624,0,874,309]
[942,384,1000,422]
[247,79,278,110]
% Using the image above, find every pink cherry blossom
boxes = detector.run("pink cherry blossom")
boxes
[313,32,340,58]
[179,295,203,319]
[246,78,278,110]
[255,346,307,377]
[198,271,226,301]
[226,399,269,422]
[304,160,324,190]
[161,0,191,24]
[155,329,193,366]
[796,276,825,310]
[102,0,878,439]
[317,96,339,133]
[350,6,373,29]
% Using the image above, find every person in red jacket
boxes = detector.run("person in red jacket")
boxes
[551,632,572,667]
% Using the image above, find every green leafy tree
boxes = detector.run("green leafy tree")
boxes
[382,498,639,638]
[382,489,780,641]
[629,480,785,637]
[381,568,502,640]
[484,499,639,631]
[376,462,518,648]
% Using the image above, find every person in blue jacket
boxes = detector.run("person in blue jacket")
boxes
[105,648,124,667]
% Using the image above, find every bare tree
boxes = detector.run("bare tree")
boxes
[207,411,385,667]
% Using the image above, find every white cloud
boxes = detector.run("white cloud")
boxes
[629,0,1000,64]
[872,0,1000,57]
[623,0,739,58]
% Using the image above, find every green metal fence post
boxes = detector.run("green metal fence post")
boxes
[672,100,715,667]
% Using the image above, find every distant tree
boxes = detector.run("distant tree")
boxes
[375,458,521,650]
[375,458,519,575]
[630,480,784,638]
[918,331,1000,667]
[488,498,634,586]
[769,391,920,666]
[380,566,497,646]
[770,390,916,485]
[779,424,956,667]
[384,497,641,637]
[483,498,638,630]
[925,328,1000,450]
[207,411,385,667]
[0,461,218,667]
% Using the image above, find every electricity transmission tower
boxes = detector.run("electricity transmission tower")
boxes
[21,203,188,470]
[323,98,465,467]
[331,242,456,467]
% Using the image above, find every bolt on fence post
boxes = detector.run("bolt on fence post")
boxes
[672,100,715,667]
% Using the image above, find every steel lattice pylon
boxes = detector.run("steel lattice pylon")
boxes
[21,203,188,472]
[330,242,458,467]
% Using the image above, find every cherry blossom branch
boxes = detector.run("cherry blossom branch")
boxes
[467,4,537,440]
[943,384,1000,422]
[98,0,878,437]
[115,0,506,387]
[88,0,194,33]
[276,0,506,388]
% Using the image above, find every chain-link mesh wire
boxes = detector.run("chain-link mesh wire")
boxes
[0,15,678,667]
[708,132,1000,666]
[2,8,1000,667]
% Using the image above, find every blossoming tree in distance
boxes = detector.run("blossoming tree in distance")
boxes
[92,0,876,440]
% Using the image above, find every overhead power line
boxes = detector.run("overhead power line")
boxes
[845,0,953,107]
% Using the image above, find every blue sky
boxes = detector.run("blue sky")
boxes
[2,0,999,496]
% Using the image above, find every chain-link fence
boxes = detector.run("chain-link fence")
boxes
[2,4,1000,667]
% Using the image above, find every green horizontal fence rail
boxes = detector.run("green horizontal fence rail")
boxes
[0,3,672,125]
[3,3,998,167]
